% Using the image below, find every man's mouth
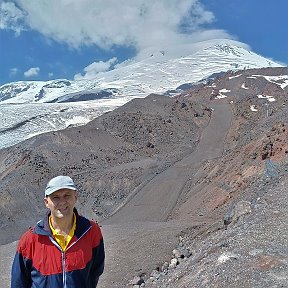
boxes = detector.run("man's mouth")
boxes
[58,206,69,213]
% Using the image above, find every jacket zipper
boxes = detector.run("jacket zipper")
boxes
[49,226,92,288]
[62,252,66,288]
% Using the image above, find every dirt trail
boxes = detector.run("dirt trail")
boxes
[103,100,232,225]
[97,99,232,287]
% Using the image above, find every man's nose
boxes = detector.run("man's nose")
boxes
[58,197,67,204]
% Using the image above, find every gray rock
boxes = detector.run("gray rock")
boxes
[172,247,191,259]
[131,276,144,285]
[224,200,252,227]
[169,258,178,269]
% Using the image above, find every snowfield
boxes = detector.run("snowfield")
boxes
[0,40,284,149]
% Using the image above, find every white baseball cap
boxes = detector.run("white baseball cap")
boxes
[45,175,77,196]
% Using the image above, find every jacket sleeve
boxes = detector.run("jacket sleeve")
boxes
[90,223,105,286]
[11,233,32,288]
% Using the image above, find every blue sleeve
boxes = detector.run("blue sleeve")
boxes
[11,251,32,288]
[91,237,105,285]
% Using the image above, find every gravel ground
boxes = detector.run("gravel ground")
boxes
[145,164,288,287]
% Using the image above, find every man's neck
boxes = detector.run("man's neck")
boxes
[51,214,74,234]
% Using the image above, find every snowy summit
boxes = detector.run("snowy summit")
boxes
[0,39,283,104]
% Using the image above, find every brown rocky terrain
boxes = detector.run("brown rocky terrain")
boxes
[0,67,287,287]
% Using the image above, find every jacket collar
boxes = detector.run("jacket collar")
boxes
[33,208,91,239]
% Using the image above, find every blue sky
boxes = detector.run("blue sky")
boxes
[0,0,287,86]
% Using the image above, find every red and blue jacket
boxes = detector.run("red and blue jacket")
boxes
[11,209,105,288]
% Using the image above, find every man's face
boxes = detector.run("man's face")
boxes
[44,188,77,219]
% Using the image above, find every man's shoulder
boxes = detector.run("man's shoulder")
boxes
[78,216,103,239]
[89,219,101,228]
[87,218,102,233]
[89,220,103,243]
[20,226,35,239]
[17,226,37,251]
[19,219,45,243]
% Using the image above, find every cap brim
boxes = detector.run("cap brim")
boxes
[45,186,77,196]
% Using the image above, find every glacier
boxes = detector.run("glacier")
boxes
[0,39,283,149]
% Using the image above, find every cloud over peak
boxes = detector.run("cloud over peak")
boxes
[1,0,232,52]
[74,57,117,80]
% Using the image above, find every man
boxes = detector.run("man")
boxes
[11,175,105,288]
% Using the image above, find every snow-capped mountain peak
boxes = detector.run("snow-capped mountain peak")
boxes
[0,39,283,104]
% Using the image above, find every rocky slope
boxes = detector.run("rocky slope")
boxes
[0,66,287,287]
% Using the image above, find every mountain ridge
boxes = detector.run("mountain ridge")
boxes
[0,40,284,150]
[0,39,283,104]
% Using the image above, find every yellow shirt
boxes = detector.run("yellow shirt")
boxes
[49,213,76,251]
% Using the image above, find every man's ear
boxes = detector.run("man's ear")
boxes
[75,191,78,201]
[44,197,49,208]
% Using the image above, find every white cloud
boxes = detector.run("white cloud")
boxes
[9,67,19,76]
[74,57,117,80]
[0,1,26,35]
[4,0,234,52]
[24,67,40,77]
[48,72,54,78]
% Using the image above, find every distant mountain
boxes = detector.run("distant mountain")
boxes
[0,39,283,104]
[0,39,284,150]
